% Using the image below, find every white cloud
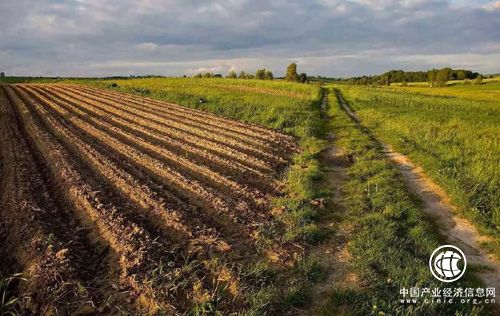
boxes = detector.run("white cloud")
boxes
[0,0,498,77]
[136,42,159,51]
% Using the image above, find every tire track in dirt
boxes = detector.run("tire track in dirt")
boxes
[334,89,500,294]
[299,90,359,315]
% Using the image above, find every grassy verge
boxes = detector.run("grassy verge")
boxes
[319,90,487,315]
[331,85,500,257]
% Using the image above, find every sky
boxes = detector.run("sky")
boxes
[1,0,499,78]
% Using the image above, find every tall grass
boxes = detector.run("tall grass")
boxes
[320,90,486,315]
[332,84,500,256]
[1,273,25,316]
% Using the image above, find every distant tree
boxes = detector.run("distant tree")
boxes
[382,75,391,86]
[247,74,254,79]
[456,70,466,80]
[194,73,202,78]
[474,74,483,85]
[299,73,308,83]
[264,70,273,80]
[285,63,299,81]
[238,71,247,79]
[214,74,223,78]
[427,69,437,87]
[227,70,237,78]
[401,78,408,87]
[0,72,4,78]
[255,69,266,80]
[202,72,213,78]
[463,79,471,85]
[435,68,451,87]
[464,70,476,79]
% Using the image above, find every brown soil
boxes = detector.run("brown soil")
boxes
[0,84,298,315]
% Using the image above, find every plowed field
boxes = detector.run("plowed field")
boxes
[0,84,298,314]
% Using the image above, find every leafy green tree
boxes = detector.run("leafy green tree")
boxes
[238,71,247,79]
[264,70,273,80]
[435,68,451,87]
[299,73,307,83]
[475,74,483,85]
[202,72,213,78]
[427,69,437,87]
[378,75,390,86]
[0,72,4,78]
[227,70,237,78]
[285,63,299,81]
[456,70,466,80]
[194,73,202,78]
[255,69,266,80]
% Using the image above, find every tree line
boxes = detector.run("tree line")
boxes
[346,68,485,87]
[192,63,308,83]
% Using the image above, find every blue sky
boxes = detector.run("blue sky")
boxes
[1,0,499,77]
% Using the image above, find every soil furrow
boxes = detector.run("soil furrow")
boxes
[48,84,275,174]
[14,86,246,311]
[15,86,263,235]
[0,82,297,314]
[72,84,293,144]
[1,87,102,314]
[1,86,133,314]
[17,86,194,243]
[19,84,256,255]
[6,85,184,313]
[29,85,271,210]
[50,85,285,166]
[66,84,288,153]
[37,86,276,192]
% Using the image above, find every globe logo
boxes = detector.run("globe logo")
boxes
[429,245,467,283]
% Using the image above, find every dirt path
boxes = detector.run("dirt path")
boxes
[334,89,500,292]
[299,90,358,315]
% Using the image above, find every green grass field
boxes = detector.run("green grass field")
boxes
[330,83,500,257]
[319,89,485,315]
[389,79,500,103]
